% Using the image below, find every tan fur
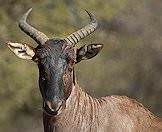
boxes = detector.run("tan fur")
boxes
[43,83,162,132]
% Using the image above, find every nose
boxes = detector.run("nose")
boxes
[45,100,63,113]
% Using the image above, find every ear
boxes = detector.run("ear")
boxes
[76,43,103,63]
[7,41,35,60]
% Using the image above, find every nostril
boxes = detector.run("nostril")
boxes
[46,100,63,112]
[46,101,55,112]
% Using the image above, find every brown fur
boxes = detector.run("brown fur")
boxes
[43,82,162,132]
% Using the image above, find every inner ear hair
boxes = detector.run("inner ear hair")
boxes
[76,43,103,63]
[7,41,35,60]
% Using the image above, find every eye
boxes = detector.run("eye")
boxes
[68,67,73,72]
[32,56,39,62]
[42,77,46,81]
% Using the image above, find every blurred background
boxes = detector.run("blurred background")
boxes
[0,0,162,131]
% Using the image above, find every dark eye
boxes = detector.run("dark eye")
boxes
[68,67,73,72]
[42,77,46,81]
[32,55,39,62]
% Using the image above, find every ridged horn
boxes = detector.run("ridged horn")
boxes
[64,10,98,46]
[19,8,49,45]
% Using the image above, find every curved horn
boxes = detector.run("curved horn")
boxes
[19,8,49,45]
[64,10,98,46]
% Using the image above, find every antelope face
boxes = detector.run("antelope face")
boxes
[35,39,76,114]
[7,8,103,115]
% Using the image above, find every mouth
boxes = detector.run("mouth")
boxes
[43,100,65,116]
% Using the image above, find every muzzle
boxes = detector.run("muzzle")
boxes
[43,99,66,116]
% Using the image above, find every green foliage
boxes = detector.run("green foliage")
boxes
[0,0,162,131]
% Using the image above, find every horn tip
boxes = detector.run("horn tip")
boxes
[20,8,33,21]
[85,9,97,23]
[28,8,33,12]
[26,8,33,16]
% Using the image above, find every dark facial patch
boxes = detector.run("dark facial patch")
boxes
[34,39,76,113]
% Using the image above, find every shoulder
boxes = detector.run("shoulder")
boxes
[101,95,155,118]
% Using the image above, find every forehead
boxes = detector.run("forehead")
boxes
[35,39,75,59]
[45,39,65,51]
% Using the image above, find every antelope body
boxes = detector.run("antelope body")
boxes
[7,9,162,132]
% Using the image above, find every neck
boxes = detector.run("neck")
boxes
[63,82,87,117]
[42,74,161,132]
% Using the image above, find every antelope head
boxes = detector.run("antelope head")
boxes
[7,8,103,115]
